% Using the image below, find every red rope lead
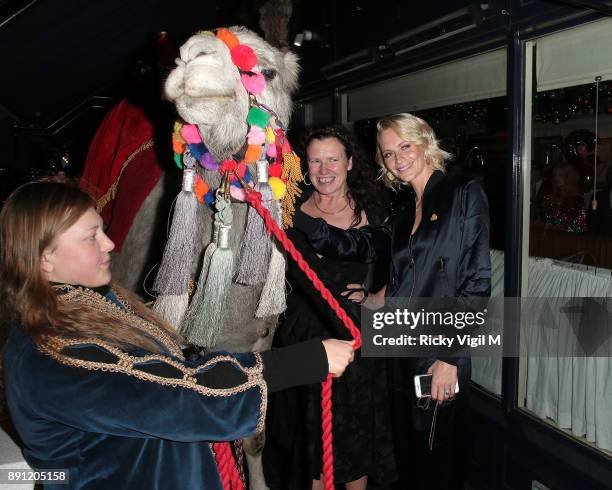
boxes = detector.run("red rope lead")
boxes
[212,442,244,490]
[245,190,362,489]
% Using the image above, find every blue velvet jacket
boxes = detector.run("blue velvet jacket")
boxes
[2,286,327,489]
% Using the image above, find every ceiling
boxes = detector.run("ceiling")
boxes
[0,0,484,128]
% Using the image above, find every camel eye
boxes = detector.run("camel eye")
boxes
[261,68,277,81]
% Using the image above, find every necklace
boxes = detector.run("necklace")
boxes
[312,194,350,215]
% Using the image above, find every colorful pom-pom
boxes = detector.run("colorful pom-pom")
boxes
[230,45,257,71]
[228,161,247,182]
[174,153,183,169]
[269,177,286,200]
[204,189,216,207]
[219,159,238,174]
[266,144,277,158]
[268,163,282,178]
[247,126,266,145]
[188,143,207,162]
[216,28,239,49]
[244,144,261,163]
[247,107,270,128]
[230,185,247,202]
[201,152,218,171]
[173,138,185,154]
[240,72,266,95]
[266,127,276,144]
[282,139,293,153]
[181,125,202,144]
[194,174,209,203]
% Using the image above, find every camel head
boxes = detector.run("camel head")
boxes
[165,26,300,162]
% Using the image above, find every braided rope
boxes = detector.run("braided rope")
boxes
[244,189,362,489]
[212,442,244,490]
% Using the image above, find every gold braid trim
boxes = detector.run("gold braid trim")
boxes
[95,139,155,214]
[281,151,303,228]
[55,284,184,359]
[38,338,268,434]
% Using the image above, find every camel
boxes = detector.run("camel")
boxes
[87,26,301,489]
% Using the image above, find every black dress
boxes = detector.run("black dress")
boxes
[263,208,397,488]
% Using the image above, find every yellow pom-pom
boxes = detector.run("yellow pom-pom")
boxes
[266,127,276,144]
[268,177,286,200]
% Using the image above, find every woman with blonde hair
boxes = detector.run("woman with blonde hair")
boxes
[0,178,355,490]
[294,113,491,490]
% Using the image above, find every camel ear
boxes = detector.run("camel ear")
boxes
[280,50,300,95]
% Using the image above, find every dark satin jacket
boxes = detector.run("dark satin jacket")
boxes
[294,170,491,366]
[2,287,327,490]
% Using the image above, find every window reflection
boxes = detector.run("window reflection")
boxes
[530,81,612,269]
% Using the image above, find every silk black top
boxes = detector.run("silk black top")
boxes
[293,170,492,365]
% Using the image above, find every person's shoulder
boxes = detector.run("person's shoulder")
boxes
[443,172,484,193]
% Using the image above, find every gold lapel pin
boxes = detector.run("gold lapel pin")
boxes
[430,213,438,221]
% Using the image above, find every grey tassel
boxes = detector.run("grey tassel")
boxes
[256,199,287,317]
[153,165,198,295]
[180,221,218,341]
[235,159,273,285]
[181,198,234,348]
[152,293,189,328]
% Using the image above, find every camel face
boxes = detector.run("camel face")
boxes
[165,26,299,162]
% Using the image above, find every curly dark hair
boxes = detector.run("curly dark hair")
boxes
[299,125,388,227]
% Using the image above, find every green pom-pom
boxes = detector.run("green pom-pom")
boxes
[174,153,183,169]
[247,107,270,128]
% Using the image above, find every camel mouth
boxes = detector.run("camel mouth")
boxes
[179,92,237,104]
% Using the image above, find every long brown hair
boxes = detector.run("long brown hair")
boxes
[0,179,182,353]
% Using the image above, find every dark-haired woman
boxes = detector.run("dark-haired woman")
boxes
[292,114,491,490]
[264,126,396,490]
[0,179,356,490]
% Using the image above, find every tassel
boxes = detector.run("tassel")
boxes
[152,293,189,328]
[180,221,218,343]
[256,199,286,317]
[153,165,198,295]
[235,159,272,285]
[182,198,234,348]
[281,150,303,228]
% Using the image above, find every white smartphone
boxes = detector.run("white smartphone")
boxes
[414,374,459,398]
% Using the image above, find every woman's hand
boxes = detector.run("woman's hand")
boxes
[341,283,368,304]
[428,360,457,402]
[321,339,355,377]
[341,284,386,310]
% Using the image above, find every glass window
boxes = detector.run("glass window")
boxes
[521,29,612,455]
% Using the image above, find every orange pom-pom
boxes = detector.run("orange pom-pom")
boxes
[244,144,261,163]
[216,28,239,49]
[194,174,209,203]
[172,138,185,154]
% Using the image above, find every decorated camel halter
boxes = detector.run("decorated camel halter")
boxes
[153,28,361,490]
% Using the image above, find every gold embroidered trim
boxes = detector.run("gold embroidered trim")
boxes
[55,285,184,359]
[39,336,267,431]
[95,139,155,214]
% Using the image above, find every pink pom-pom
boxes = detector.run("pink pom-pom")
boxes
[266,144,277,158]
[247,126,266,145]
[230,185,247,202]
[241,72,266,95]
[181,125,202,144]
[230,45,257,71]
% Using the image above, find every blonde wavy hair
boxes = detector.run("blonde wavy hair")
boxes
[374,113,452,189]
